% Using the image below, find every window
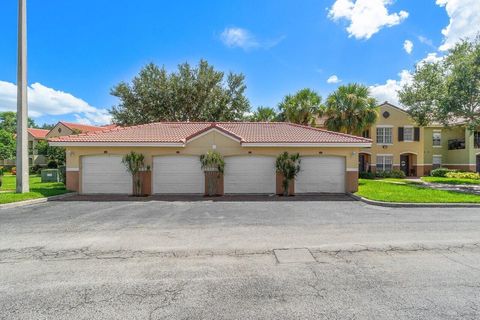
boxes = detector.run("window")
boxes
[403,127,414,141]
[362,129,370,138]
[376,155,393,172]
[475,131,480,149]
[376,127,392,144]
[433,132,442,147]
[432,155,442,170]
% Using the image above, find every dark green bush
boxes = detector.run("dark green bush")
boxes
[359,171,375,179]
[431,168,455,177]
[30,164,42,174]
[47,160,58,169]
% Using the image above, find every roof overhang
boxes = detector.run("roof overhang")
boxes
[241,142,372,148]
[49,141,185,147]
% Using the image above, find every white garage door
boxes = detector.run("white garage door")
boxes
[82,155,132,194]
[224,156,276,194]
[153,156,204,194]
[296,156,345,193]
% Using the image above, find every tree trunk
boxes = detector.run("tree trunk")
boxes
[282,178,289,197]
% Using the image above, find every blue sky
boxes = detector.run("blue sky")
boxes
[0,0,479,126]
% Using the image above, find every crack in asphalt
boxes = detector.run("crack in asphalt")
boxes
[1,242,480,264]
[59,283,187,319]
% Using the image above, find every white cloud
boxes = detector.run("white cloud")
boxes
[0,81,111,125]
[328,0,409,40]
[221,27,259,50]
[220,27,284,50]
[369,70,413,107]
[403,40,413,54]
[436,0,480,51]
[418,35,434,47]
[419,52,443,65]
[327,75,342,84]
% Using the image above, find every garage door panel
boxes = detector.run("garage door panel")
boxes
[153,156,204,194]
[296,156,345,193]
[224,156,276,194]
[82,155,132,194]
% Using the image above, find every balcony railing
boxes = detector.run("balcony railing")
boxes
[448,138,465,150]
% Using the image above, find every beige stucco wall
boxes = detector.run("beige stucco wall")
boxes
[360,104,424,170]
[46,123,74,139]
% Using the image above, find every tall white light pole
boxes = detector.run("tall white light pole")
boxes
[16,0,29,193]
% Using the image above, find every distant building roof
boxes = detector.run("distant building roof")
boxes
[27,128,50,139]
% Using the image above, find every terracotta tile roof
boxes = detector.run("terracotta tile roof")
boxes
[27,128,49,139]
[49,122,371,145]
[60,121,108,133]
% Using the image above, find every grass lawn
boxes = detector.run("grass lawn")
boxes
[356,179,480,203]
[0,174,70,205]
[421,176,480,185]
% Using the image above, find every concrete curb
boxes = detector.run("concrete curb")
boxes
[348,193,480,208]
[0,192,77,210]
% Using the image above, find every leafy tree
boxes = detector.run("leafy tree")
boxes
[275,152,301,196]
[35,140,66,165]
[322,83,378,135]
[249,106,278,122]
[0,111,36,134]
[110,60,250,125]
[0,129,16,160]
[39,123,55,130]
[278,89,322,126]
[399,37,480,130]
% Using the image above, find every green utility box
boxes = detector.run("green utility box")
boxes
[41,169,60,183]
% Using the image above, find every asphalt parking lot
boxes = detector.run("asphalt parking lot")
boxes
[1,200,480,319]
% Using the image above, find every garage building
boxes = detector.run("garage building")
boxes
[49,122,371,195]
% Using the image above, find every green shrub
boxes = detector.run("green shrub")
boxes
[30,164,42,174]
[359,171,375,179]
[47,160,58,168]
[122,152,146,196]
[375,169,406,179]
[390,169,406,179]
[431,168,455,177]
[58,165,66,184]
[445,171,480,180]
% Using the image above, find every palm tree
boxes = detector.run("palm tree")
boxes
[323,83,378,135]
[249,106,278,122]
[278,89,322,126]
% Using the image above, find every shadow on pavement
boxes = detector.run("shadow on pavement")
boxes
[51,194,356,202]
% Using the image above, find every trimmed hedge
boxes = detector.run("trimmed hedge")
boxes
[430,168,455,177]
[375,169,406,179]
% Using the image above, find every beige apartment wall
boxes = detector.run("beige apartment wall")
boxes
[361,104,424,175]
